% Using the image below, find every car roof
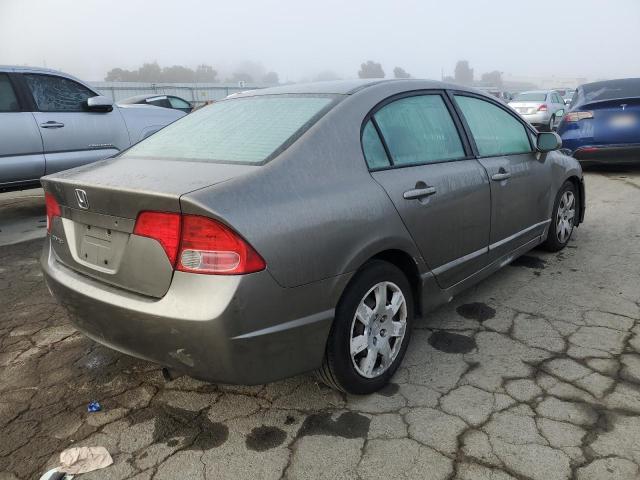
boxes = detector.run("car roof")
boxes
[579,77,640,89]
[119,94,168,104]
[0,65,77,77]
[232,78,470,97]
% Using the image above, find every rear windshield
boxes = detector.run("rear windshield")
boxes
[122,94,336,164]
[513,92,546,102]
[577,79,640,105]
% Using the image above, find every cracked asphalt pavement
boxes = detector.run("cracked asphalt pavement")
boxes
[1,168,639,480]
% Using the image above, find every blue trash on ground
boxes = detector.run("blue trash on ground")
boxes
[87,401,102,413]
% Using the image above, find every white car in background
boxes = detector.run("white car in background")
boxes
[508,90,566,131]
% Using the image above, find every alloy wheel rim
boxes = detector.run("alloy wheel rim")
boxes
[556,191,576,244]
[349,281,408,379]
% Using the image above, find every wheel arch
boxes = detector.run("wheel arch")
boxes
[338,248,424,318]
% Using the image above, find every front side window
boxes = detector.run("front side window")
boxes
[455,95,532,157]
[0,74,19,112]
[24,74,95,112]
[123,95,335,164]
[372,95,465,166]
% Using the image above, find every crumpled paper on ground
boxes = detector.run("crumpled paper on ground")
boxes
[59,446,113,474]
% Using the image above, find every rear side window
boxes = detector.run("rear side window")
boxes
[147,98,171,108]
[372,95,465,166]
[362,120,390,169]
[169,97,191,109]
[454,95,532,157]
[0,74,19,112]
[123,95,335,164]
[24,74,95,112]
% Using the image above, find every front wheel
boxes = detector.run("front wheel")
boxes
[542,180,577,252]
[548,114,556,131]
[316,260,413,394]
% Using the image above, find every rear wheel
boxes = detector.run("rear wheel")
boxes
[542,180,577,252]
[316,260,413,394]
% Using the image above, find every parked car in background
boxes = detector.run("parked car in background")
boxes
[41,79,584,394]
[477,87,512,102]
[557,89,576,105]
[509,90,566,131]
[557,78,640,165]
[0,66,185,191]
[119,94,193,113]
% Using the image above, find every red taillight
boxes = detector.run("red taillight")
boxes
[177,216,265,275]
[132,212,265,275]
[45,192,61,233]
[564,111,593,122]
[537,104,548,112]
[133,212,181,265]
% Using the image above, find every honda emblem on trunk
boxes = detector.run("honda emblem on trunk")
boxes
[75,189,90,210]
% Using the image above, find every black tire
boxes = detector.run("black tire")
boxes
[316,260,414,394]
[548,115,555,131]
[541,180,577,252]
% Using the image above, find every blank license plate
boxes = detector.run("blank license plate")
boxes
[79,225,115,268]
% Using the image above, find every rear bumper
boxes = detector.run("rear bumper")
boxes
[41,240,345,384]
[573,144,640,165]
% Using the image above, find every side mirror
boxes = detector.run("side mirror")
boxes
[86,95,113,112]
[537,132,562,153]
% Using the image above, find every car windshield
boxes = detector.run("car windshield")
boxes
[122,94,336,164]
[513,92,546,102]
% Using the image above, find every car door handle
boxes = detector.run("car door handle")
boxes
[403,186,437,200]
[40,121,65,129]
[491,172,511,181]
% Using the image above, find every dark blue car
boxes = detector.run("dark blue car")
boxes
[557,78,640,165]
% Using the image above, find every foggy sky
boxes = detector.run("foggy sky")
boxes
[1,0,639,82]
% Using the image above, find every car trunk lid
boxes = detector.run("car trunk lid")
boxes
[42,157,258,297]
[510,101,543,115]
[579,98,640,144]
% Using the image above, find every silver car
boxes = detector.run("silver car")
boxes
[0,66,185,191]
[41,79,585,394]
[509,90,566,131]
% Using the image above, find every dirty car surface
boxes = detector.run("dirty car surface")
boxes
[40,79,585,394]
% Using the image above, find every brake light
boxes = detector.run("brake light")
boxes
[537,104,548,112]
[132,212,265,275]
[133,212,181,265]
[45,192,61,233]
[177,216,265,275]
[563,111,594,122]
